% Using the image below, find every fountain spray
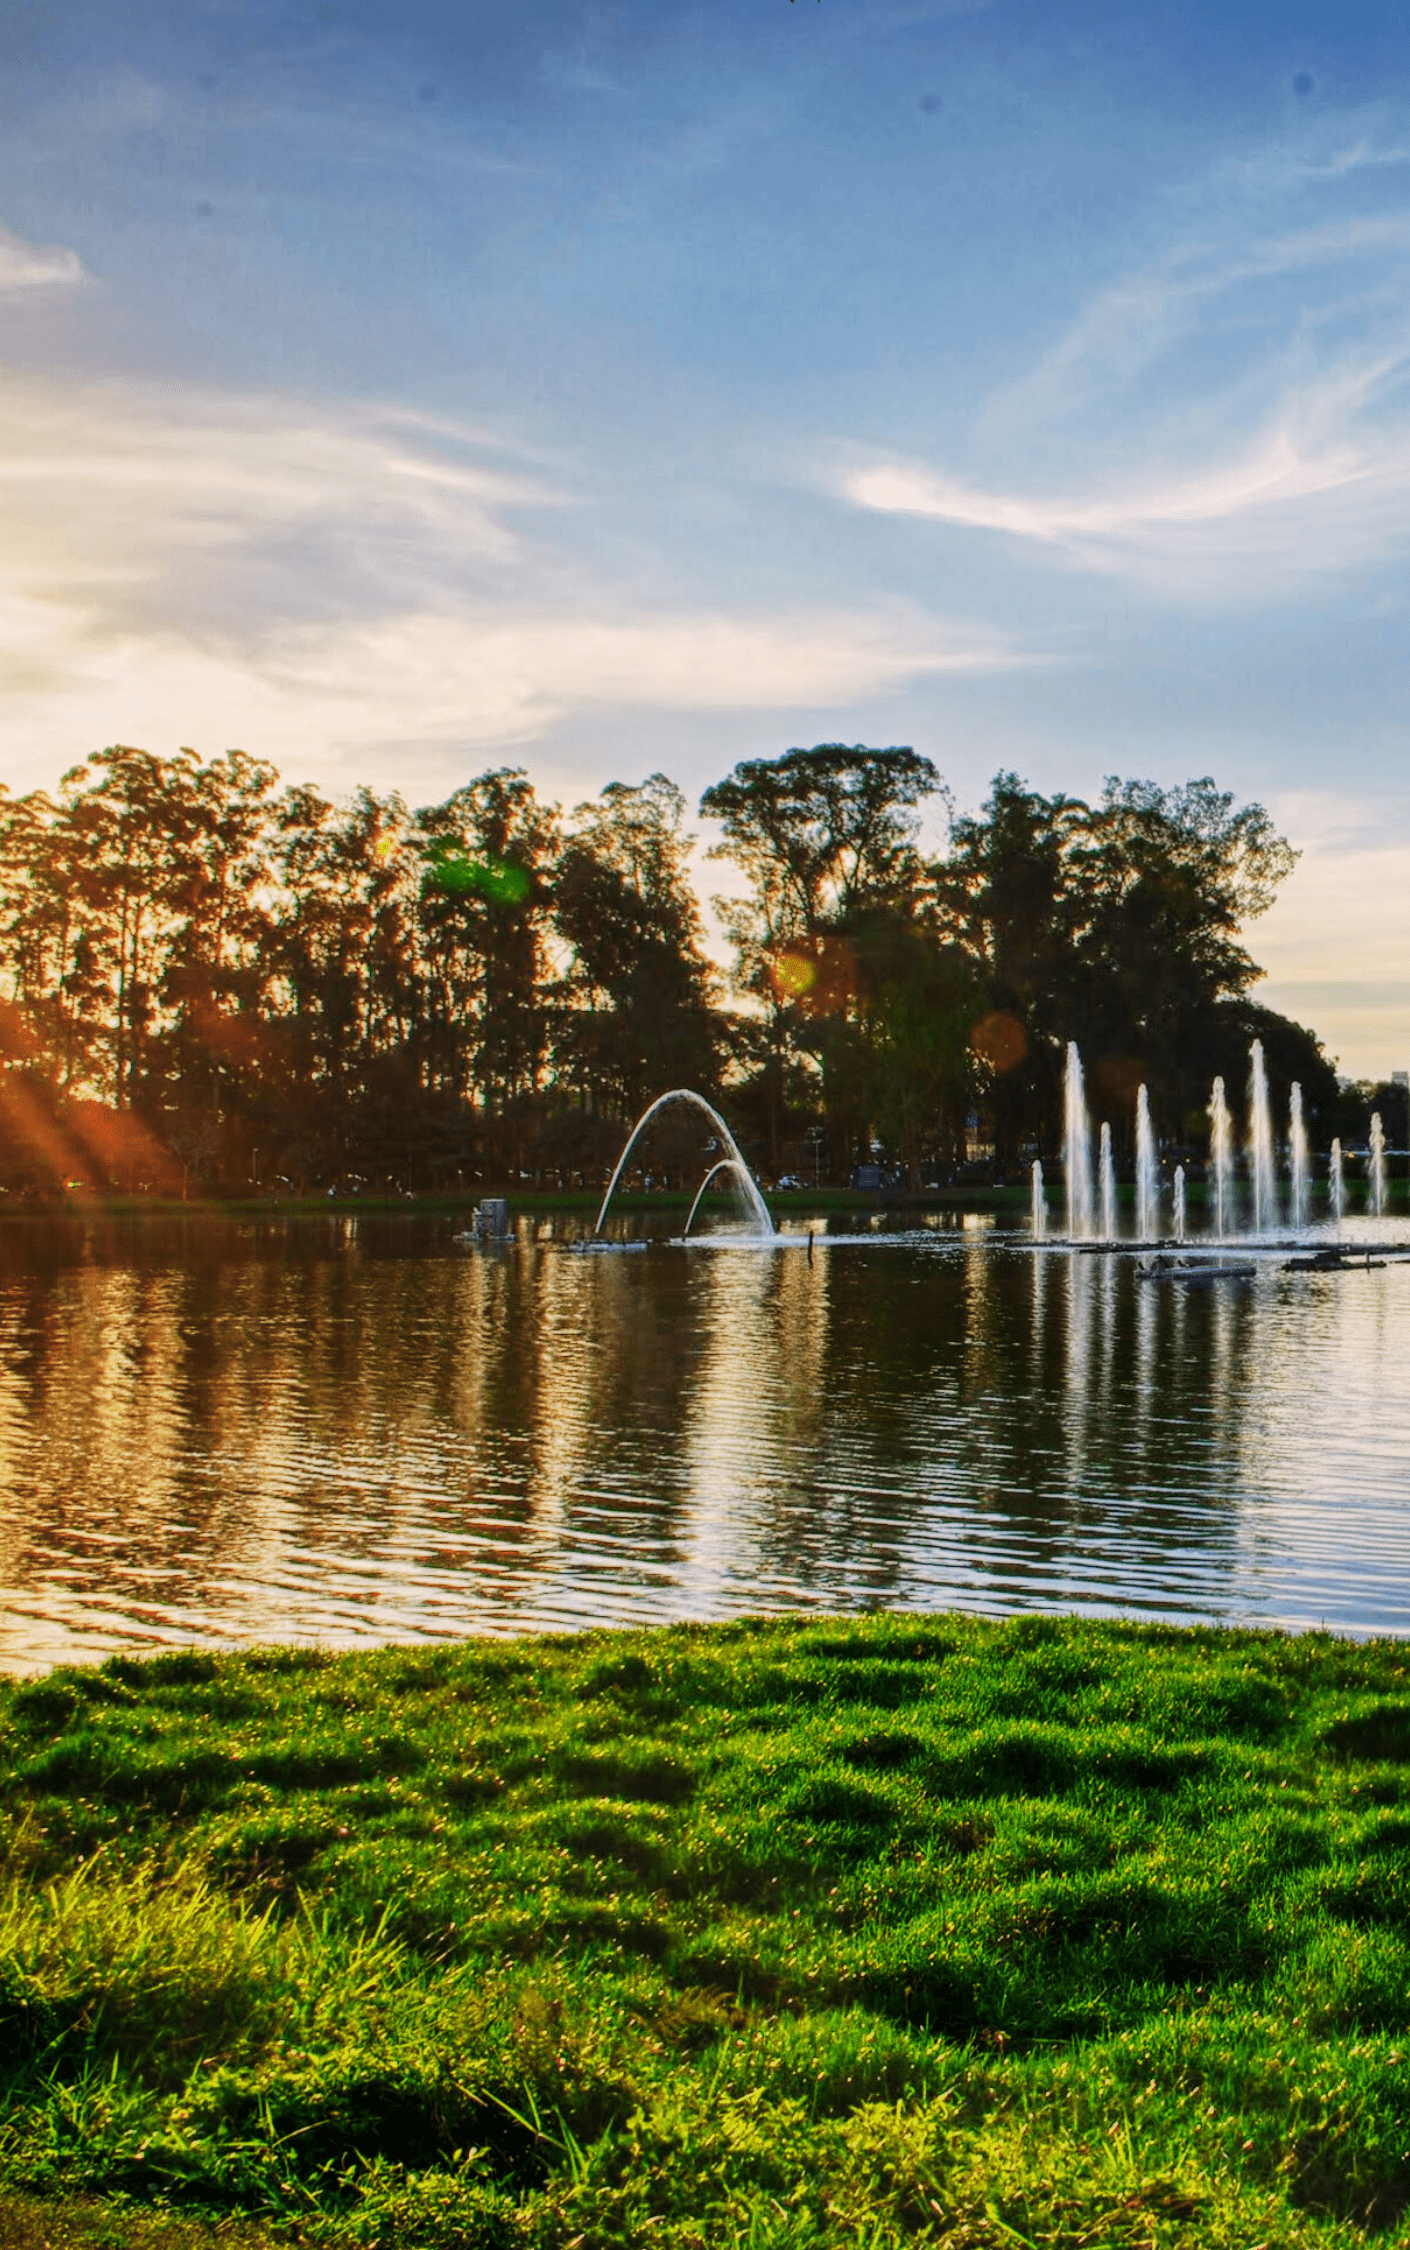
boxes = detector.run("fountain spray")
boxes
[1064,1042,1094,1239]
[1135,1086,1158,1241]
[1172,1165,1186,1243]
[1208,1077,1234,1238]
[1289,1083,1309,1232]
[1099,1122,1116,1241]
[1031,1160,1047,1239]
[1370,1112,1387,1219]
[1249,1040,1277,1232]
[1330,1137,1345,1227]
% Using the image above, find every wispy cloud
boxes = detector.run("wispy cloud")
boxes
[0,371,1021,800]
[843,168,1410,599]
[0,223,85,291]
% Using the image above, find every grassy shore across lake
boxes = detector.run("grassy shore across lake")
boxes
[3,1617,1410,2247]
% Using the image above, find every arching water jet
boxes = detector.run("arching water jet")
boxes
[595,1090,774,1238]
[684,1159,767,1238]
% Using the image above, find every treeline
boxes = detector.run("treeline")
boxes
[0,740,1367,1197]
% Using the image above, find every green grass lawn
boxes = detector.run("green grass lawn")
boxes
[3,1616,1410,2247]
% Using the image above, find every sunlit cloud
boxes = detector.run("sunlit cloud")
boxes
[0,371,1022,801]
[0,223,85,291]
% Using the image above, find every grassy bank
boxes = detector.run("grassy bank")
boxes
[3,1617,1410,2247]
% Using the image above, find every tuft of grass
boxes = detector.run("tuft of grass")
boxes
[3,1615,1410,2243]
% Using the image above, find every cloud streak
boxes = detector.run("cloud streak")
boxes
[0,223,85,291]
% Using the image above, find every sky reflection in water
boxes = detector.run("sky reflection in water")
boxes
[0,1215,1407,1672]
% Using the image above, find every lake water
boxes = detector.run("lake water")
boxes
[1,1212,1408,1672]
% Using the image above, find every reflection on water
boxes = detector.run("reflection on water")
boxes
[1,1215,1408,1671]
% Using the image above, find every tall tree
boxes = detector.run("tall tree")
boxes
[702,744,943,1172]
[552,775,720,1123]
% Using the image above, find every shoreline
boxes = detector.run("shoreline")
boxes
[0,1180,1404,1223]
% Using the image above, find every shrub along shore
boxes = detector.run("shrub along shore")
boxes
[3,1616,1410,2248]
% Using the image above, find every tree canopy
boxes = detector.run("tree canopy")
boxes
[0,739,1329,1197]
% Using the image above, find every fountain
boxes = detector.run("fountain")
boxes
[684,1159,770,1238]
[1249,1040,1277,1232]
[1330,1138,1345,1227]
[595,1090,774,1239]
[1172,1165,1186,1243]
[1135,1086,1158,1241]
[1031,1160,1047,1239]
[1209,1077,1235,1238]
[1289,1083,1309,1232]
[1064,1042,1094,1239]
[1099,1122,1116,1241]
[1370,1112,1387,1220]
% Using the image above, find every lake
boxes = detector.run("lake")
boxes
[1,1210,1408,1672]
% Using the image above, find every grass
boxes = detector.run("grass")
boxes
[2,1615,1410,2246]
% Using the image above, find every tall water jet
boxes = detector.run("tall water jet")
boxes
[595,1090,774,1238]
[1289,1082,1309,1232]
[1330,1138,1345,1227]
[1172,1164,1187,1243]
[1249,1040,1277,1233]
[1135,1086,1158,1241]
[1099,1122,1116,1241]
[1031,1160,1047,1238]
[1064,1042,1094,1239]
[1208,1077,1235,1238]
[1370,1111,1387,1219]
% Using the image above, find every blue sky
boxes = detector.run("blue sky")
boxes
[1,0,1409,1070]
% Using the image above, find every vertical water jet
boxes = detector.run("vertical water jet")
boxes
[1099,1122,1116,1242]
[1370,1112,1387,1219]
[1249,1040,1277,1233]
[1209,1077,1235,1239]
[1031,1160,1047,1239]
[1135,1086,1158,1241]
[1289,1083,1309,1232]
[1064,1042,1094,1239]
[1330,1138,1345,1228]
[1172,1165,1186,1243]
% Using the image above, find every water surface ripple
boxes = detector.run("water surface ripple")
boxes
[1,1214,1407,1670]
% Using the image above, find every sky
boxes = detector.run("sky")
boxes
[1,0,1409,1074]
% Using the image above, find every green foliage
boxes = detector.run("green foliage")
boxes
[3,1619,1410,2244]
